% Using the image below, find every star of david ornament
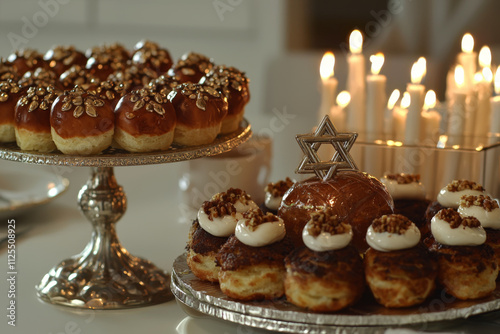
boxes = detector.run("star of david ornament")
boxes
[296,115,358,180]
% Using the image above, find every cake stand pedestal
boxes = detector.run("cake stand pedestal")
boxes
[0,120,251,309]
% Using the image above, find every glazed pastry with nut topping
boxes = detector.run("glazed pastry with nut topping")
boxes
[131,40,173,75]
[168,83,227,146]
[168,52,214,84]
[284,208,364,312]
[364,214,437,308]
[263,177,294,214]
[7,49,46,76]
[43,45,87,76]
[426,208,498,300]
[458,195,500,277]
[0,79,26,142]
[114,88,176,152]
[187,188,258,282]
[200,65,250,134]
[15,85,60,152]
[216,208,291,301]
[85,43,129,82]
[50,86,114,155]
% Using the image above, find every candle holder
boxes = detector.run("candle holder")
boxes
[356,136,500,199]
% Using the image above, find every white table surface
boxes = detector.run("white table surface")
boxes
[1,113,500,334]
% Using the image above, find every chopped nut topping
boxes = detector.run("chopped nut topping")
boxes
[435,208,481,228]
[460,195,499,212]
[371,214,413,234]
[242,209,277,231]
[173,52,214,76]
[446,179,484,192]
[60,65,98,89]
[385,173,420,184]
[265,177,294,197]
[202,65,249,94]
[125,88,167,116]
[307,208,351,237]
[201,199,237,221]
[211,188,253,206]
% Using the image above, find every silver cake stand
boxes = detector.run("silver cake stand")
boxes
[0,120,251,309]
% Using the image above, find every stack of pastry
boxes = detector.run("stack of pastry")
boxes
[0,41,250,154]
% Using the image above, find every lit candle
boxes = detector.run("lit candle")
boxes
[318,51,338,123]
[420,90,441,143]
[330,90,350,130]
[385,89,400,139]
[457,33,477,92]
[405,58,426,145]
[346,30,366,137]
[366,53,386,141]
[474,46,493,142]
[489,66,500,144]
[394,91,410,142]
[448,65,467,146]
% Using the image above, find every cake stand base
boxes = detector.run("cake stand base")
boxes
[36,167,172,309]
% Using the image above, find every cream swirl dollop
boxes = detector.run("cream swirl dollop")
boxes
[458,195,500,230]
[264,178,294,211]
[235,209,285,247]
[437,180,485,209]
[381,174,426,200]
[302,209,352,252]
[366,214,421,252]
[197,188,258,237]
[431,208,486,246]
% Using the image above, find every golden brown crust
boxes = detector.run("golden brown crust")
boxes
[284,246,365,312]
[427,238,498,300]
[168,52,214,83]
[215,235,292,271]
[44,45,87,76]
[278,172,394,251]
[187,220,228,255]
[15,85,59,133]
[364,245,437,308]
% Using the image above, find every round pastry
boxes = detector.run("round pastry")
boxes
[263,177,294,214]
[114,88,176,152]
[147,75,180,96]
[168,83,227,146]
[364,214,437,308]
[18,67,58,89]
[85,43,129,82]
[284,208,364,312]
[215,209,291,301]
[43,45,87,76]
[14,85,59,152]
[200,65,250,134]
[168,52,214,84]
[59,65,98,90]
[0,80,26,142]
[131,40,173,75]
[381,173,430,234]
[7,49,46,76]
[427,208,498,300]
[107,63,158,92]
[0,60,20,81]
[458,195,500,276]
[89,79,127,110]
[187,188,257,282]
[50,86,114,155]
[278,171,394,251]
[425,180,486,224]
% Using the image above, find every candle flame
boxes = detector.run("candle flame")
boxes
[349,30,363,54]
[411,58,426,84]
[369,52,384,75]
[479,46,491,68]
[455,65,465,88]
[320,52,335,80]
[461,33,474,53]
[495,66,500,95]
[483,66,493,83]
[336,90,351,108]
[387,89,400,110]
[423,90,437,110]
[401,91,411,109]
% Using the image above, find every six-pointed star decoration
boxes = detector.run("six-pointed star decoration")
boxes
[296,115,358,180]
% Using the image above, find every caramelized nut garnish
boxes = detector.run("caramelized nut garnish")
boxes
[446,179,484,192]
[371,214,413,234]
[265,177,294,197]
[201,200,236,221]
[460,195,499,212]
[242,209,277,231]
[211,188,253,206]
[435,208,481,229]
[385,173,420,184]
[307,208,350,237]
